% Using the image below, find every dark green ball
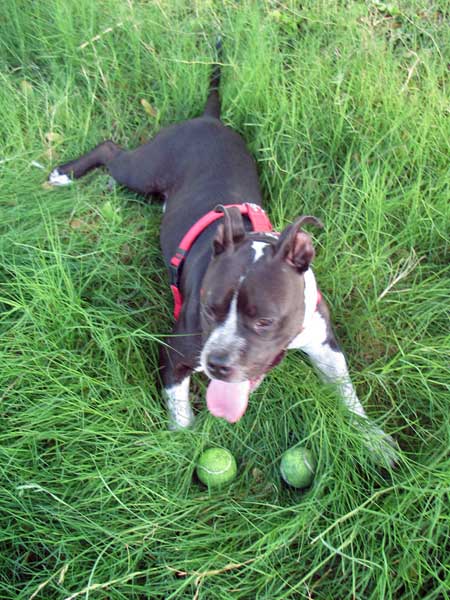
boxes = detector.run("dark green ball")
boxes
[280,447,316,488]
[196,448,237,487]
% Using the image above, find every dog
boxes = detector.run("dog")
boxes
[48,44,397,465]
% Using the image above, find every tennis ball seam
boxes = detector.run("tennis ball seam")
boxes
[198,455,232,475]
[280,449,315,486]
[303,457,314,473]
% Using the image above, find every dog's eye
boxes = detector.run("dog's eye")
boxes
[254,318,274,331]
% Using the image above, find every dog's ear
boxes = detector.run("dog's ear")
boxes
[213,205,246,255]
[274,215,323,273]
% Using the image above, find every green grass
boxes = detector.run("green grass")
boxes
[1,1,449,598]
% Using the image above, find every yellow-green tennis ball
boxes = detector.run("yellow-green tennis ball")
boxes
[196,448,237,488]
[280,447,316,488]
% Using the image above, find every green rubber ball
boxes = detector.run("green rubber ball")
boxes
[280,447,316,488]
[196,448,237,488]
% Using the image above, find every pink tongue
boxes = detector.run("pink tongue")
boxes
[206,379,250,423]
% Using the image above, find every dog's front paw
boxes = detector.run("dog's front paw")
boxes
[48,168,73,186]
[168,409,195,431]
[164,387,195,430]
[361,423,400,468]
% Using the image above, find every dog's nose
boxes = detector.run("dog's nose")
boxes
[207,353,233,379]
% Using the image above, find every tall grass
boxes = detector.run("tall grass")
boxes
[1,1,449,598]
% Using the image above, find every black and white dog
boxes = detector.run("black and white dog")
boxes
[49,46,397,464]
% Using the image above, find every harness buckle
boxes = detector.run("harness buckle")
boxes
[169,262,179,286]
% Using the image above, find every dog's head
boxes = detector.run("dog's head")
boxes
[199,206,322,420]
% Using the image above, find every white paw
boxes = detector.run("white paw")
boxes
[164,383,195,430]
[168,408,195,431]
[48,168,73,186]
[363,424,400,468]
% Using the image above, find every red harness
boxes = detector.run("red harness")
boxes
[169,203,273,320]
[169,202,322,320]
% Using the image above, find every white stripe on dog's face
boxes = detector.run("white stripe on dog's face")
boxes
[200,291,246,377]
[251,241,269,262]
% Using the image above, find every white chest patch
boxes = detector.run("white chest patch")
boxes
[288,268,321,349]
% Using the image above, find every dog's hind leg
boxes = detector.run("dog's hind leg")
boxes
[49,140,123,185]
[48,137,172,197]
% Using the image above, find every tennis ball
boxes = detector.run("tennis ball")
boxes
[196,447,237,488]
[280,447,316,489]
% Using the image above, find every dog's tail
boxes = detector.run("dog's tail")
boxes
[203,37,222,119]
